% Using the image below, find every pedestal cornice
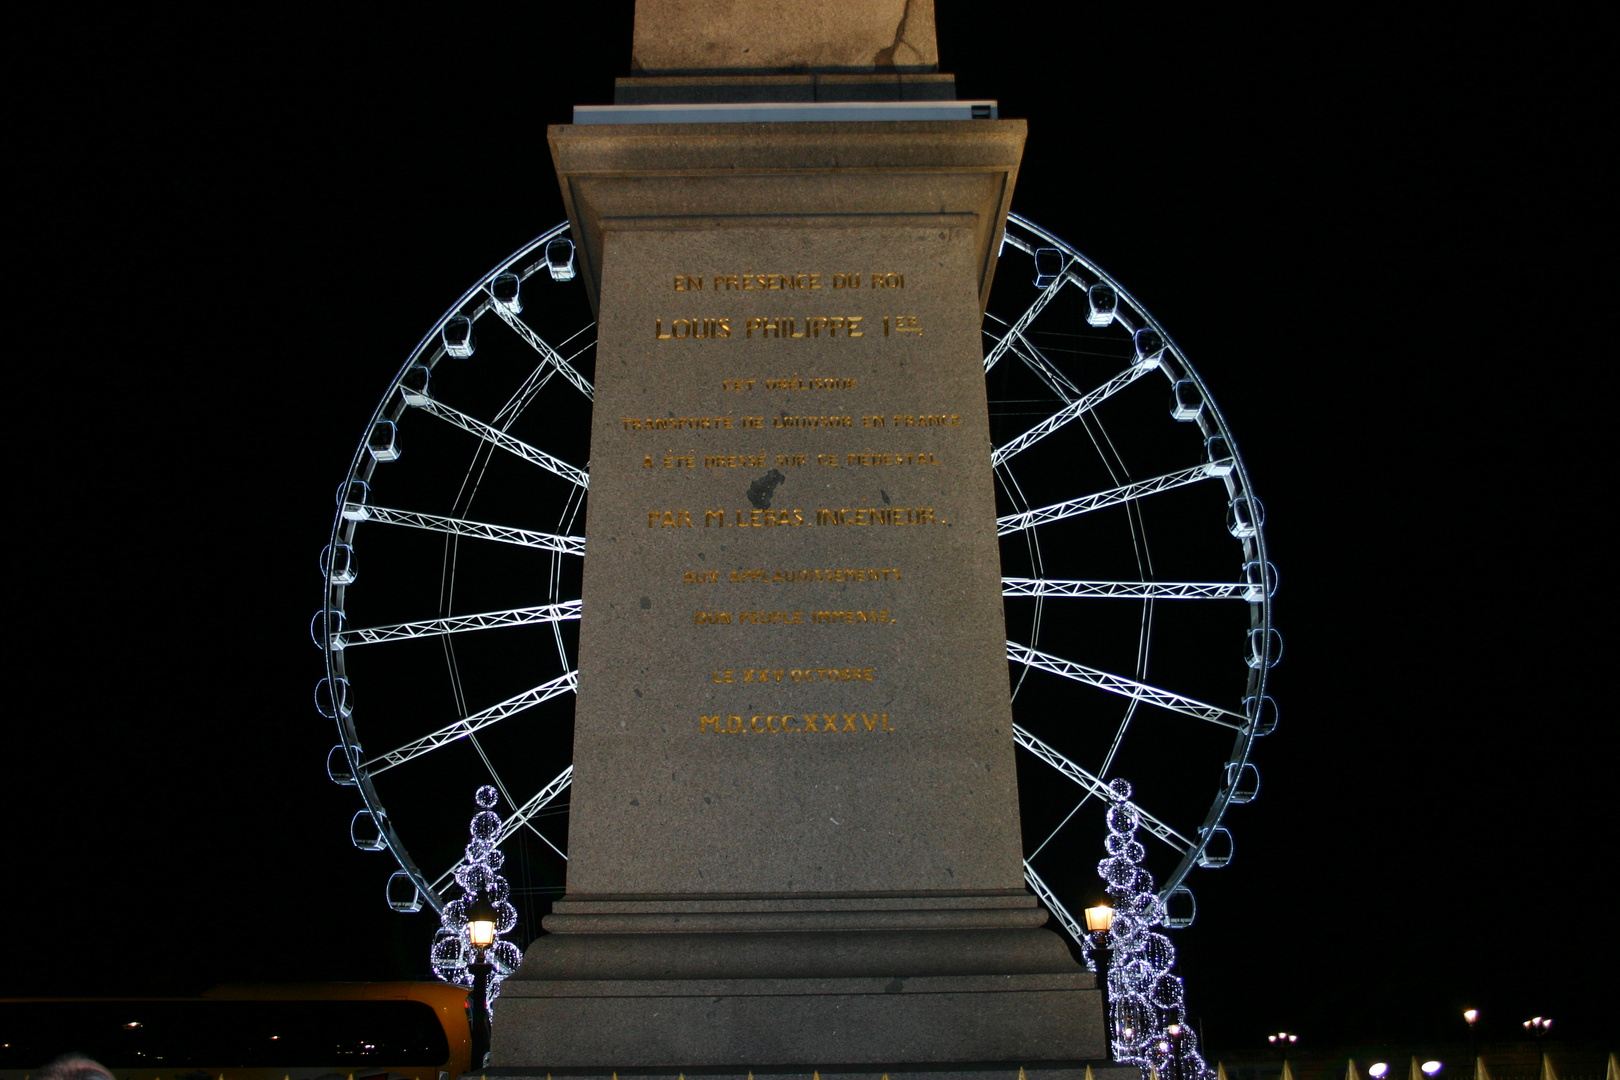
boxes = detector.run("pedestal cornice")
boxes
[547,119,1027,315]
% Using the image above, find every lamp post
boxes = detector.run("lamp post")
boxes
[1464,1009,1479,1068]
[1167,1022,1184,1080]
[1523,1017,1552,1061]
[465,888,499,1070]
[1084,902,1115,1059]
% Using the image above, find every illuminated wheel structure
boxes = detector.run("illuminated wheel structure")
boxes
[316,213,1279,962]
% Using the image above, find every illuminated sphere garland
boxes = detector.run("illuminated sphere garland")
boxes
[1099,778,1211,1080]
[429,785,523,1010]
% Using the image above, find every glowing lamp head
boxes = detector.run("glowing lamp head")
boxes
[1422,1063,1442,1076]
[1084,904,1115,933]
[1464,1009,1478,1026]
[465,890,499,951]
[1370,1064,1389,1078]
[1168,1025,1182,1036]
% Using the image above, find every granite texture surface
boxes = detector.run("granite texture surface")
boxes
[561,223,1020,897]
[631,0,937,75]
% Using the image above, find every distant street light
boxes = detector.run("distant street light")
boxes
[1464,1009,1480,1063]
[465,887,499,1069]
[1269,1032,1300,1045]
[1084,902,1115,1059]
[1370,1063,1390,1078]
[1422,1062,1443,1076]
[1524,1016,1553,1062]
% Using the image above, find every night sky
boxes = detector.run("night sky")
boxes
[8,0,1611,1059]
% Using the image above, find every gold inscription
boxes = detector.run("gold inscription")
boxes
[699,712,894,734]
[655,317,732,339]
[621,416,735,431]
[766,377,857,390]
[882,315,923,335]
[663,508,942,527]
[709,274,823,291]
[846,451,941,466]
[815,507,940,526]
[812,610,896,623]
[744,317,863,339]
[692,610,895,625]
[724,567,901,584]
[891,414,962,427]
[711,667,876,683]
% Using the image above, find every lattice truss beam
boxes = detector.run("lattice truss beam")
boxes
[486,300,594,400]
[1024,860,1089,951]
[1003,578,1257,601]
[365,505,586,555]
[997,462,1231,536]
[432,765,574,894]
[1007,641,1244,731]
[363,671,579,775]
[991,363,1154,466]
[335,601,581,650]
[410,394,590,490]
[1013,724,1192,853]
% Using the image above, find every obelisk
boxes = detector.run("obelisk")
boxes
[492,4,1125,1076]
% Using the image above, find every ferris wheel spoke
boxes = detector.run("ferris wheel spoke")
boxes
[364,505,586,555]
[991,363,1155,466]
[1003,578,1258,601]
[486,301,594,400]
[431,765,574,892]
[995,461,1230,536]
[409,395,590,489]
[333,601,582,650]
[1007,641,1244,731]
[1012,724,1193,853]
[983,263,1076,374]
[362,671,578,776]
[1024,860,1089,950]
[1004,330,1084,404]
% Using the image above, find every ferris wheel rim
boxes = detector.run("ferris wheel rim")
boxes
[319,213,1277,924]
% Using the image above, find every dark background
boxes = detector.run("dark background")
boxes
[7,0,1611,1060]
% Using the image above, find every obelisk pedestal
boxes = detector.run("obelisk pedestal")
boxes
[490,5,1128,1077]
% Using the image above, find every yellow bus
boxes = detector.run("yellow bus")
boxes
[0,983,472,1080]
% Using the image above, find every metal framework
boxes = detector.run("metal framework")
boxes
[318,216,1278,953]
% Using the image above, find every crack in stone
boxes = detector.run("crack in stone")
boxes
[873,0,921,69]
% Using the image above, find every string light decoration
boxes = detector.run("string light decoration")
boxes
[429,785,523,1011]
[1097,778,1212,1080]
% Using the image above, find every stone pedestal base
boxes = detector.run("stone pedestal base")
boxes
[479,1068,1139,1080]
[491,897,1111,1070]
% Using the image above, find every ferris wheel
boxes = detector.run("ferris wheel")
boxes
[315,213,1279,954]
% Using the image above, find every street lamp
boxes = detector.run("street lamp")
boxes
[465,888,499,1069]
[1524,1017,1552,1062]
[1084,902,1115,1058]
[1464,1009,1479,1065]
[1167,1023,1184,1080]
[1269,1033,1300,1045]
